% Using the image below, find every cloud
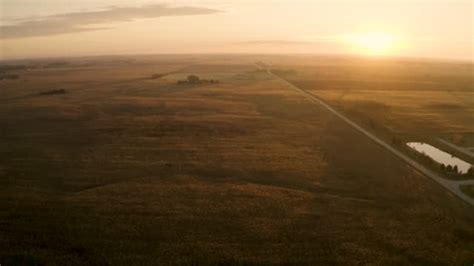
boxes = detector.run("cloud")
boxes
[0,4,221,39]
[234,36,338,46]
[235,40,315,45]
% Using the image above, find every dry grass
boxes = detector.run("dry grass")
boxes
[461,185,474,198]
[0,55,473,265]
[273,56,474,180]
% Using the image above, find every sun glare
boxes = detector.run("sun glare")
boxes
[347,32,398,56]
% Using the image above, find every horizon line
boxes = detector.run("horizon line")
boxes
[1,51,473,64]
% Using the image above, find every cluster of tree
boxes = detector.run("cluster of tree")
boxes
[0,64,28,81]
[150,70,179,80]
[38,89,66,96]
[411,149,437,167]
[43,61,69,68]
[177,75,219,85]
[463,167,473,177]
[0,65,28,74]
[440,164,474,177]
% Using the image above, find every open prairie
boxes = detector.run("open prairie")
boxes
[1,55,473,265]
[269,56,474,136]
[270,56,474,179]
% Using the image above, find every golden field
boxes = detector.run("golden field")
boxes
[0,55,473,265]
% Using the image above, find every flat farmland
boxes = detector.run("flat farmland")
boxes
[272,56,474,179]
[0,55,473,265]
[271,57,473,134]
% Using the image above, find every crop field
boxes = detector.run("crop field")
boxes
[270,56,473,134]
[0,55,473,265]
[271,56,474,178]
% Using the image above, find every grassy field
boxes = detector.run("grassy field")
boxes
[1,55,473,265]
[461,185,474,199]
[271,56,474,179]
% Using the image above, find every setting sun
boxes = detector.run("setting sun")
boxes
[347,32,399,56]
[1,1,473,264]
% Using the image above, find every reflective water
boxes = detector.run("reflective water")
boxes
[407,142,472,174]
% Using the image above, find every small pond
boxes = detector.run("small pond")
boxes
[407,142,472,174]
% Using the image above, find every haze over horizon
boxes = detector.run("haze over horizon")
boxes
[1,1,474,265]
[0,0,472,61]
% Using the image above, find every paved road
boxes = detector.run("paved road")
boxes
[263,66,474,207]
[437,138,474,158]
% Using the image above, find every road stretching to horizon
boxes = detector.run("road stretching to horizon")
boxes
[260,64,474,207]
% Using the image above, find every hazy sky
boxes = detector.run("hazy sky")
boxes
[0,0,472,60]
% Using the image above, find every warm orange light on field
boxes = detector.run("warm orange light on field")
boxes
[347,32,399,56]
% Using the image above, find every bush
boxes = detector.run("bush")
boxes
[176,75,219,85]
[151,74,164,79]
[440,164,446,171]
[38,89,66,96]
[187,75,200,83]
[446,165,453,172]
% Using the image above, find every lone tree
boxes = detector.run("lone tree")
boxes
[187,75,200,83]
[440,164,446,171]
[453,165,459,174]
[446,165,453,172]
[467,167,474,176]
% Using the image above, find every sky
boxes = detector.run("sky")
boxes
[0,0,472,60]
